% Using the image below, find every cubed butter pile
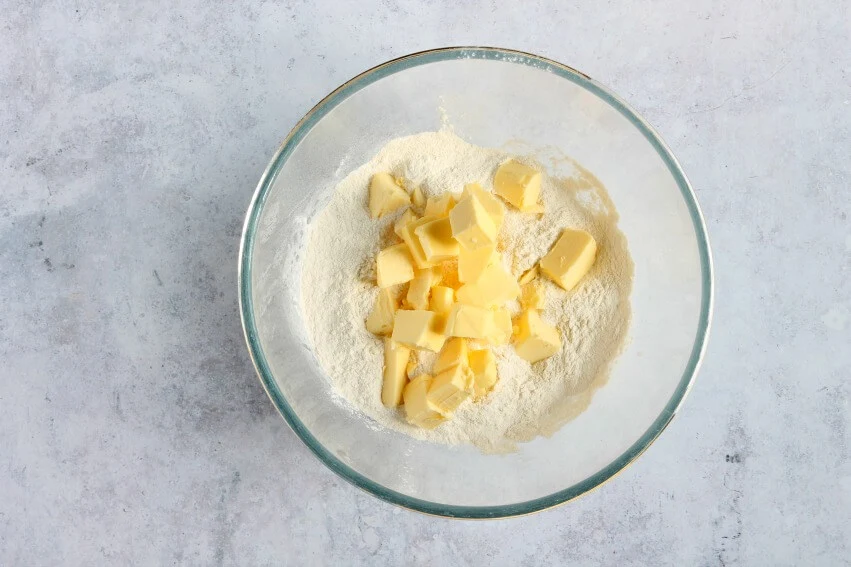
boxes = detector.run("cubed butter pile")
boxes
[364,161,597,429]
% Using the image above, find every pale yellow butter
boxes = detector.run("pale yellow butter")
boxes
[365,288,396,335]
[427,363,473,413]
[406,269,433,310]
[468,348,497,397]
[369,173,410,218]
[426,265,444,286]
[414,217,459,263]
[449,193,497,251]
[456,262,520,307]
[423,193,456,218]
[493,161,541,211]
[382,338,411,407]
[376,243,415,288]
[463,183,505,230]
[514,309,561,363]
[518,265,538,285]
[445,304,492,340]
[523,203,545,215]
[411,186,426,211]
[539,228,597,291]
[429,286,454,314]
[458,244,496,284]
[486,307,512,345]
[433,337,467,375]
[393,209,417,239]
[398,215,437,269]
[403,374,446,429]
[392,309,446,352]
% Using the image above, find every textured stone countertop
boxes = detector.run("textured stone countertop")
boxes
[1,1,848,564]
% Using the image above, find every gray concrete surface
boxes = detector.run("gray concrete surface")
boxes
[1,1,849,564]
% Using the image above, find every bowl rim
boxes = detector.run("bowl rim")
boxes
[238,46,714,519]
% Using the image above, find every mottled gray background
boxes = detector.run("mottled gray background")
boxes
[1,1,849,565]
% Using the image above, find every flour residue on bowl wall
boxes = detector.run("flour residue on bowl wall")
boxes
[300,129,633,453]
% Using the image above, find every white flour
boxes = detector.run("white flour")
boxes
[300,130,633,453]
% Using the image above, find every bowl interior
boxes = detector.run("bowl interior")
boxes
[241,49,710,516]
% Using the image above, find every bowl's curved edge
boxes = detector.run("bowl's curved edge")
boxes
[238,46,714,519]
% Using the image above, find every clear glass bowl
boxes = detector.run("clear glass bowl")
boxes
[239,47,713,518]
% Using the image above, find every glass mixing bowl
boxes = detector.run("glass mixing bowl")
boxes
[239,47,713,518]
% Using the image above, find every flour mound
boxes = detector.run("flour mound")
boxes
[301,130,633,453]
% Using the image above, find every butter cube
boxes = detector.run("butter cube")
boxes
[411,186,426,211]
[393,209,417,239]
[376,243,415,288]
[365,288,397,335]
[433,337,468,375]
[403,374,446,429]
[406,269,433,310]
[518,265,538,285]
[514,309,561,363]
[463,183,505,230]
[398,215,438,269]
[423,193,456,218]
[414,217,459,263]
[432,313,449,337]
[425,265,444,286]
[539,229,597,291]
[493,161,541,211]
[369,173,410,218]
[521,281,545,310]
[392,310,446,352]
[445,304,492,340]
[458,244,496,284]
[449,193,497,251]
[468,349,497,397]
[407,265,442,290]
[456,262,520,307]
[486,308,512,345]
[428,363,473,413]
[382,339,411,407]
[430,286,455,314]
